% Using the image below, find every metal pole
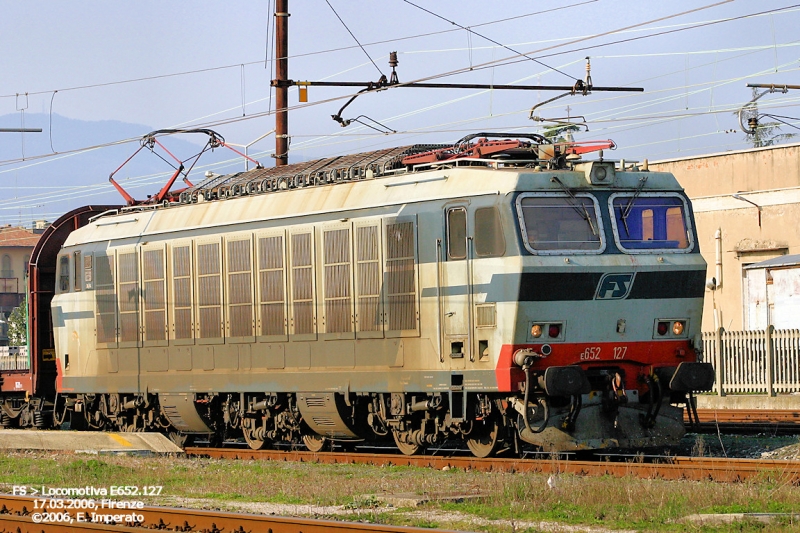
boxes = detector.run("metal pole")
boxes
[274,0,289,166]
[715,327,726,397]
[766,325,775,397]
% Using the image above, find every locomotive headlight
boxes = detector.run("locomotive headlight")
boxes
[531,324,543,338]
[594,166,607,182]
[672,321,685,336]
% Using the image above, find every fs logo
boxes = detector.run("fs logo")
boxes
[594,273,635,300]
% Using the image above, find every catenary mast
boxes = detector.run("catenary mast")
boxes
[274,0,289,166]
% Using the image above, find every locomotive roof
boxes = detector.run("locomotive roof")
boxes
[65,143,685,248]
[182,143,449,202]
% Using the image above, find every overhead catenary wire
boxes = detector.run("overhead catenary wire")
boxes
[0,0,793,142]
[324,0,384,77]
[1,2,800,208]
[261,0,768,120]
[408,3,799,83]
[401,0,577,81]
[3,50,797,177]
[0,2,600,102]
[285,55,800,154]
[0,0,756,118]
[531,3,800,63]
[3,46,796,223]
[175,1,742,135]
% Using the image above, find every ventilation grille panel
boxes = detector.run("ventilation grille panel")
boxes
[476,303,497,328]
[385,222,416,331]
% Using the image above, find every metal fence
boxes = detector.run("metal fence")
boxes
[702,327,800,396]
[0,346,29,371]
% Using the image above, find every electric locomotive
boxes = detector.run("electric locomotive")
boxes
[5,132,714,455]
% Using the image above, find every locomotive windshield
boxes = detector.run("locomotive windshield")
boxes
[610,193,691,251]
[516,194,603,253]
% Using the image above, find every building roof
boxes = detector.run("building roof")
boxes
[0,226,41,248]
[651,140,800,166]
[744,254,800,270]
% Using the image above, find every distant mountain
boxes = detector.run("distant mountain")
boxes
[0,113,237,226]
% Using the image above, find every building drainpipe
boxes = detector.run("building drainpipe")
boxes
[713,228,722,330]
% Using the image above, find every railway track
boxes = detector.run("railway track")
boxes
[184,446,800,484]
[688,409,800,433]
[0,493,460,533]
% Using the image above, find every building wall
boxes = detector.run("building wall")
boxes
[0,225,41,345]
[0,247,31,295]
[652,143,800,198]
[651,143,800,331]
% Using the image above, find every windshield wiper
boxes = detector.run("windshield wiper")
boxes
[550,176,597,236]
[620,176,648,236]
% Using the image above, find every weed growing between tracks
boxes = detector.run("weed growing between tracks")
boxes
[0,451,798,532]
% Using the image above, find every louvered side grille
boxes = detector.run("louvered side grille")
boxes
[117,252,139,343]
[95,255,116,344]
[197,243,222,339]
[356,225,381,332]
[291,233,314,335]
[385,222,416,331]
[324,228,352,333]
[227,239,253,338]
[142,249,166,341]
[172,246,193,340]
[476,303,497,328]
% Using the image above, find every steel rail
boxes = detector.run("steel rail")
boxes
[184,447,800,484]
[691,409,800,424]
[0,494,463,533]
[687,409,800,433]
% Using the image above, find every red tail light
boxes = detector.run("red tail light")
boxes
[548,324,561,338]
[657,321,669,336]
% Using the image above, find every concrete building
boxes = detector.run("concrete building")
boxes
[0,225,41,344]
[651,142,800,332]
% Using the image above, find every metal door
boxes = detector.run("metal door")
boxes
[442,206,470,368]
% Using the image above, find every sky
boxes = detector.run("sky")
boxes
[2,1,800,226]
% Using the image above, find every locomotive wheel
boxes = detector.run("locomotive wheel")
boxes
[466,415,503,458]
[302,433,328,452]
[392,430,423,456]
[243,428,269,450]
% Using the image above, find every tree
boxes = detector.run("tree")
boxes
[542,124,581,143]
[738,88,796,148]
[8,296,27,346]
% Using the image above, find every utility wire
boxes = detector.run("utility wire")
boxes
[0,2,597,101]
[181,0,734,132]
[401,0,577,81]
[409,1,785,83]
[297,0,736,97]
[532,3,800,63]
[324,0,384,76]
[0,0,787,105]
[0,4,794,183]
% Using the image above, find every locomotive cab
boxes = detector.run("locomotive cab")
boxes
[498,156,713,450]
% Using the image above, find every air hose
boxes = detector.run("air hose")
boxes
[522,365,549,434]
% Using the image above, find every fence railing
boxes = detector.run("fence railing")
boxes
[702,327,800,396]
[0,346,29,371]
[0,278,18,293]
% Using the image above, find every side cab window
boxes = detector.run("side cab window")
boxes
[474,207,505,257]
[58,255,70,293]
[446,207,467,260]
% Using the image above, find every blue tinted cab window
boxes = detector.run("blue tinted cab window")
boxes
[611,195,690,250]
